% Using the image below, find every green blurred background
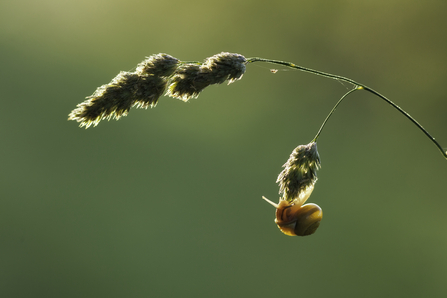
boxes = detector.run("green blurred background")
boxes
[1,0,447,297]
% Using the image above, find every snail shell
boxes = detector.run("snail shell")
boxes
[262,197,323,236]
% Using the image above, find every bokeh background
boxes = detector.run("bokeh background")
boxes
[1,0,447,297]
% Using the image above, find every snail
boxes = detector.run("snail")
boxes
[265,141,322,236]
[262,196,322,236]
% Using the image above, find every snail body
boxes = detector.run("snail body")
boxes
[262,196,322,236]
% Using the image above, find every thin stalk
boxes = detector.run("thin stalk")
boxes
[246,57,447,159]
[312,86,360,142]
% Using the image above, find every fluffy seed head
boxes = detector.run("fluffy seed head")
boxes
[68,71,167,128]
[70,52,248,128]
[202,52,247,84]
[166,52,247,101]
[165,64,212,101]
[135,53,179,77]
[276,142,321,203]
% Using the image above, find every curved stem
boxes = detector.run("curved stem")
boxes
[312,86,360,142]
[246,57,447,159]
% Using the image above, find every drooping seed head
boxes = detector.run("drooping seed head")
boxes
[276,142,321,204]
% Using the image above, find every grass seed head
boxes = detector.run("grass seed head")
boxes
[276,142,321,204]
